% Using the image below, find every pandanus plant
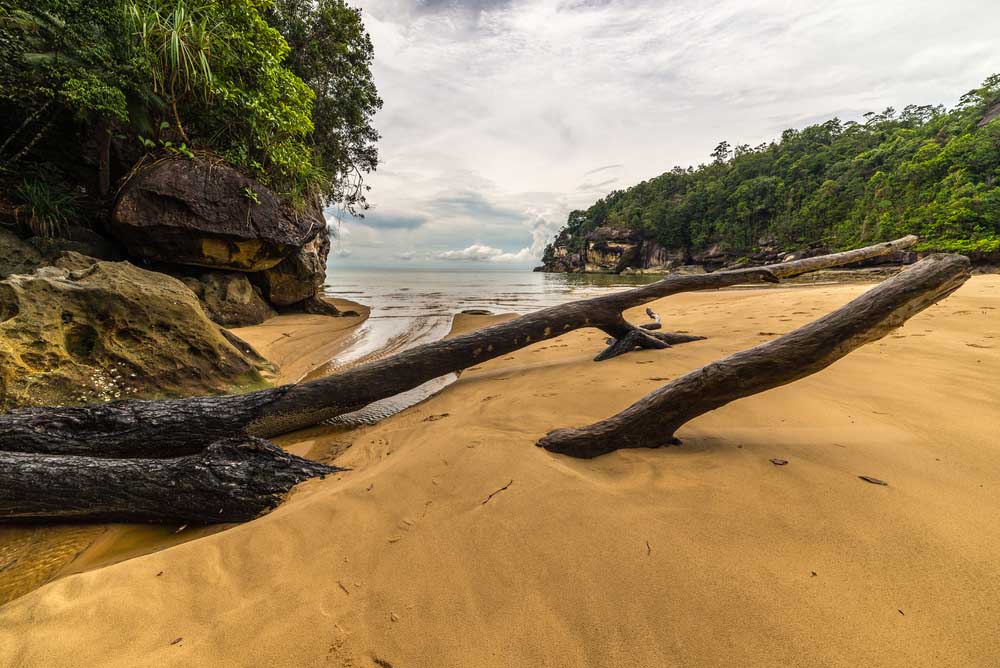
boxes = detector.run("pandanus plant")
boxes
[125,0,216,144]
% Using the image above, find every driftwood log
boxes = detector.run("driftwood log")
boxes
[0,236,918,458]
[0,438,338,522]
[1,236,960,524]
[538,253,971,457]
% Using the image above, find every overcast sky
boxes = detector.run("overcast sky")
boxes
[328,0,1000,268]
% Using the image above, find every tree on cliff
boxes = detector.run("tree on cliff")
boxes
[266,0,382,214]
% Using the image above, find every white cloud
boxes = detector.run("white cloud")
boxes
[435,244,534,263]
[326,0,1000,268]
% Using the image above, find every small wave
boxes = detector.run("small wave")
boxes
[310,268,663,425]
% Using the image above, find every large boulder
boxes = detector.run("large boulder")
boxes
[255,230,330,306]
[110,158,323,271]
[0,257,269,410]
[180,271,276,327]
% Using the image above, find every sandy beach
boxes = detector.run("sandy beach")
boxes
[1,276,998,667]
[0,299,370,608]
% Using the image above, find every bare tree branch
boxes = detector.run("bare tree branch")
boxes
[0,236,918,457]
[538,253,970,458]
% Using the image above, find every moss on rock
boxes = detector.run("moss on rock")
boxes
[0,257,270,409]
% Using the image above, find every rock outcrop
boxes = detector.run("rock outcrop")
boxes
[542,227,677,273]
[583,226,642,272]
[27,224,121,261]
[255,231,330,307]
[541,227,921,274]
[180,271,276,328]
[0,258,269,410]
[111,158,323,271]
[979,100,1000,127]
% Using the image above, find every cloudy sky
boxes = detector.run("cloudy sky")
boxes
[328,0,1000,268]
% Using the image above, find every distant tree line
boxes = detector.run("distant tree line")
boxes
[545,75,1000,260]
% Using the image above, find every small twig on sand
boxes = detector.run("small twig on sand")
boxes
[646,541,651,556]
[859,475,888,486]
[482,479,514,505]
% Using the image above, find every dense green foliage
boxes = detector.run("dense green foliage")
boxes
[546,76,1000,260]
[267,0,381,211]
[0,0,379,232]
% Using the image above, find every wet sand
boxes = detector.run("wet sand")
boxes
[1,277,998,667]
[231,297,371,384]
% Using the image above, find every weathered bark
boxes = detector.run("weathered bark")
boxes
[538,253,970,458]
[0,437,338,523]
[0,236,917,457]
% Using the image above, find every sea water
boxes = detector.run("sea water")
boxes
[313,268,661,424]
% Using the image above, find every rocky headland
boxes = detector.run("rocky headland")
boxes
[538,224,932,276]
[0,156,346,409]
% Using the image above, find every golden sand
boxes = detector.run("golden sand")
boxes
[1,277,998,667]
[231,297,370,384]
[0,299,368,608]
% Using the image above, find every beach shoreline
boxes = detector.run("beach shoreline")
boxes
[1,275,997,666]
[0,299,375,608]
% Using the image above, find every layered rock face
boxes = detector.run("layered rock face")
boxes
[540,227,920,274]
[0,257,268,410]
[255,231,330,307]
[541,227,693,273]
[111,158,324,271]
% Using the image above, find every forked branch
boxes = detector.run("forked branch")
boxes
[538,254,970,458]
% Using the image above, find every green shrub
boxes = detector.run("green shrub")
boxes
[15,178,79,238]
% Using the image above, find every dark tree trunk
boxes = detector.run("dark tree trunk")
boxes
[538,254,971,458]
[0,236,919,458]
[96,119,111,198]
[0,437,339,523]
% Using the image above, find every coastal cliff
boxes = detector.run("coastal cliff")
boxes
[541,226,695,273]
[539,76,1000,273]
[539,226,918,275]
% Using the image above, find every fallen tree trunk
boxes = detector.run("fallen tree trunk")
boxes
[0,236,917,457]
[0,437,339,523]
[538,253,971,458]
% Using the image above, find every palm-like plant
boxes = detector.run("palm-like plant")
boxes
[125,0,216,143]
[15,178,79,239]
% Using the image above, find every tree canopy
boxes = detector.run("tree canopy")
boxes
[545,75,1000,262]
[0,0,380,230]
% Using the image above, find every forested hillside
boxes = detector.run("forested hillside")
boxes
[0,0,380,221]
[543,76,1000,270]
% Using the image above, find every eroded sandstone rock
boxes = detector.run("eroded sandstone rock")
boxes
[0,228,43,278]
[255,229,330,307]
[0,259,269,409]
